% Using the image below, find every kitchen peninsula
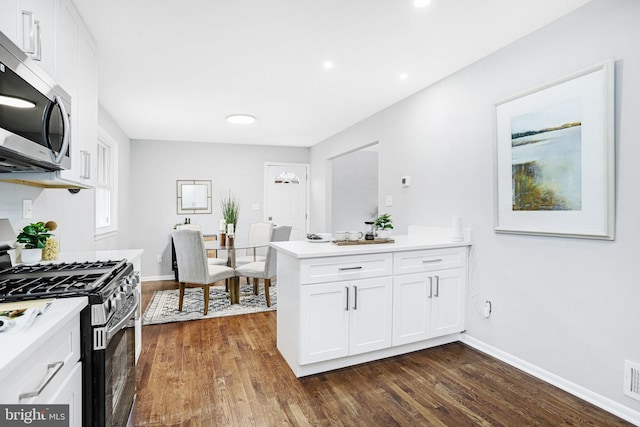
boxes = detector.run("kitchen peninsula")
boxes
[271,226,471,377]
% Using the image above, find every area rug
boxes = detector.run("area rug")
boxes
[142,284,276,325]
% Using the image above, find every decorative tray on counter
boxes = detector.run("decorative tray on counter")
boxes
[332,239,395,246]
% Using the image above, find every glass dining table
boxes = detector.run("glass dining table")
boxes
[204,238,267,304]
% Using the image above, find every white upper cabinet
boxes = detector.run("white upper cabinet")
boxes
[0,0,98,188]
[0,0,58,78]
[58,0,97,187]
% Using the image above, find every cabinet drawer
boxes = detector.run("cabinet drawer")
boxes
[0,315,81,403]
[301,253,393,285]
[394,247,467,275]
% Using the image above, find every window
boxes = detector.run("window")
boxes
[274,171,300,184]
[95,128,118,239]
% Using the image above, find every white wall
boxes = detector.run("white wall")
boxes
[310,0,640,420]
[331,149,378,232]
[0,105,132,252]
[129,140,309,279]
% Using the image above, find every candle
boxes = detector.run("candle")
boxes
[227,223,234,235]
[219,219,226,232]
[451,216,463,242]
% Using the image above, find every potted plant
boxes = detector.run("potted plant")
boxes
[374,213,393,239]
[220,191,239,235]
[16,221,53,264]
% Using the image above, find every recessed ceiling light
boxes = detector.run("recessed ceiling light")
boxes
[399,73,408,80]
[323,61,334,69]
[226,114,256,124]
[414,0,431,7]
[0,95,36,108]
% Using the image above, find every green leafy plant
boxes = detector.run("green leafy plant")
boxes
[16,222,52,249]
[374,213,394,230]
[220,191,240,231]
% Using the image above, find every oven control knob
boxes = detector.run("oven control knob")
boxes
[114,294,123,311]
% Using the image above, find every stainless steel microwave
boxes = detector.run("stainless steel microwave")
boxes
[0,31,71,173]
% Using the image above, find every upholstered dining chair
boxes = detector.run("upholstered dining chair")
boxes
[171,229,236,314]
[235,221,274,265]
[203,234,227,266]
[235,225,292,307]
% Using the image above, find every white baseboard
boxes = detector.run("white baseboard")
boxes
[141,274,175,282]
[461,335,640,426]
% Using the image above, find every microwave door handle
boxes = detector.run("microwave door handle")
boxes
[43,96,70,165]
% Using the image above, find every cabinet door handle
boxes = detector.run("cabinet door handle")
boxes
[345,286,349,311]
[339,266,362,271]
[21,11,35,54]
[434,276,440,298]
[422,258,443,264]
[80,151,91,179]
[19,361,64,401]
[353,286,358,310]
[428,276,433,298]
[33,20,42,61]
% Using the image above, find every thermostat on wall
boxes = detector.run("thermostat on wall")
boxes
[401,176,411,187]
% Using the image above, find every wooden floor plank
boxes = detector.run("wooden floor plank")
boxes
[135,281,632,426]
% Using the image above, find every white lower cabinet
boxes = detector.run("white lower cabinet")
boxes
[274,240,470,377]
[0,311,83,427]
[392,268,466,346]
[300,276,392,364]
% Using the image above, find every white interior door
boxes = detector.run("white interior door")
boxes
[264,163,309,241]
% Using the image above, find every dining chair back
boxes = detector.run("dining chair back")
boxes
[171,229,235,314]
[234,225,292,307]
[246,222,274,257]
[264,225,292,280]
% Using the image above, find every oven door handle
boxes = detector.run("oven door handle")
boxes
[106,292,139,343]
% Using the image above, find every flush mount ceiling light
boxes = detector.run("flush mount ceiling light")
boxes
[0,95,36,108]
[323,61,334,69]
[414,0,431,7]
[226,114,256,124]
[399,73,409,80]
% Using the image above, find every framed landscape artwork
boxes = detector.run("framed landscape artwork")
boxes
[494,61,615,239]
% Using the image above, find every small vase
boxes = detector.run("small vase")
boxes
[21,248,42,264]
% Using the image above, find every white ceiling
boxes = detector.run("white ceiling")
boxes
[74,0,592,147]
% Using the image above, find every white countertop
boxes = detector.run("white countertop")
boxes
[55,249,143,264]
[271,234,471,259]
[0,297,87,377]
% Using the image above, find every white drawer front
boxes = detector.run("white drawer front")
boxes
[0,315,80,403]
[301,253,393,284]
[394,247,467,275]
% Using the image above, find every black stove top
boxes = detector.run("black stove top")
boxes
[0,259,131,302]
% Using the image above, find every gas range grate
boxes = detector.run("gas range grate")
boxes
[0,273,106,297]
[0,260,123,275]
[0,259,129,302]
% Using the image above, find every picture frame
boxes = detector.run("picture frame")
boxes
[177,180,212,214]
[493,61,615,239]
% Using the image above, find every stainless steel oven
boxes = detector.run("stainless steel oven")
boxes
[0,259,139,427]
[88,278,137,427]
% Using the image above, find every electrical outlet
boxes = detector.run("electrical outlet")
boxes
[22,199,33,219]
[156,255,163,263]
[483,301,492,318]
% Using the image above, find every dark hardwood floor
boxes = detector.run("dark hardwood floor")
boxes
[136,281,632,426]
